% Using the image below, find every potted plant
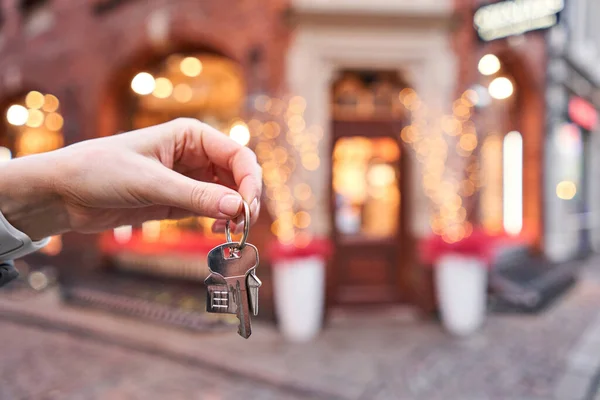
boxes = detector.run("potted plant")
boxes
[420,228,498,337]
[268,237,332,342]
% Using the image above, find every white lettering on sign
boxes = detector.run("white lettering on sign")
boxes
[474,0,564,41]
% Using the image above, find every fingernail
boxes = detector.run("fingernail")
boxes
[250,198,259,219]
[219,195,242,217]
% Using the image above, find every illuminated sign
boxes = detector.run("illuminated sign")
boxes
[569,97,598,131]
[474,0,564,42]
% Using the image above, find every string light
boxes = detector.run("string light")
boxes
[131,72,156,95]
[399,89,480,243]
[250,94,323,243]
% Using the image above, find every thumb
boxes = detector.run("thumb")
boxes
[139,165,243,219]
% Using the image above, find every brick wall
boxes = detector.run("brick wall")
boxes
[0,0,288,282]
[0,0,289,142]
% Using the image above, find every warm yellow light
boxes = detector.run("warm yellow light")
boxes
[262,121,280,139]
[401,126,417,143]
[289,96,307,113]
[302,153,320,171]
[399,88,417,106]
[293,211,311,229]
[173,83,193,103]
[180,57,203,77]
[273,146,288,164]
[294,183,312,202]
[25,91,44,109]
[489,77,514,100]
[40,235,62,256]
[153,77,173,99]
[26,109,44,128]
[230,122,251,146]
[45,112,64,131]
[367,164,396,187]
[0,147,11,162]
[503,131,523,235]
[131,72,156,95]
[42,94,59,113]
[113,225,132,244]
[6,105,28,126]
[556,181,577,200]
[142,220,161,242]
[478,54,501,76]
[459,133,478,152]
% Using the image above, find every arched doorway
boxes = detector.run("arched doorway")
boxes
[329,70,411,305]
[1,90,65,257]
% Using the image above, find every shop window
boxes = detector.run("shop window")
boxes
[121,53,245,253]
[332,136,400,239]
[2,90,65,253]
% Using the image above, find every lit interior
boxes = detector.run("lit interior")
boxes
[332,136,400,238]
[503,131,523,236]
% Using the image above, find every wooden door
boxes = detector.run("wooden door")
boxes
[329,120,408,305]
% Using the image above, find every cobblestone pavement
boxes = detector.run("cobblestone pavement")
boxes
[3,263,600,400]
[0,320,311,400]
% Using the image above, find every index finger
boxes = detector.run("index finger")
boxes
[169,118,262,222]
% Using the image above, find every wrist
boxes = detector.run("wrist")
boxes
[0,152,70,240]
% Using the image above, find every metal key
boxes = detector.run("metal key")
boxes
[205,243,259,338]
[204,200,261,338]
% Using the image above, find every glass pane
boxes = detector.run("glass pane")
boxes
[129,53,245,237]
[332,136,400,239]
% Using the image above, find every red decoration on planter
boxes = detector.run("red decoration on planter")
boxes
[268,237,333,263]
[419,228,523,266]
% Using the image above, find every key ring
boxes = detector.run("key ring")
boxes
[225,200,250,249]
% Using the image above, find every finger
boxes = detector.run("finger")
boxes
[139,162,243,220]
[168,119,263,219]
[213,166,237,189]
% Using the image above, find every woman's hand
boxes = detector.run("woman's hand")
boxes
[0,118,262,240]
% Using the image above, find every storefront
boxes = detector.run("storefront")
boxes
[468,0,561,255]
[546,50,600,260]
[544,0,600,261]
[286,0,457,311]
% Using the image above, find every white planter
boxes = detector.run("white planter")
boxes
[273,255,325,342]
[435,254,488,337]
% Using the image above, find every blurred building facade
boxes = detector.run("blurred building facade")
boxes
[545,0,600,261]
[0,0,590,327]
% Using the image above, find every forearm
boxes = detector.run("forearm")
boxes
[0,153,70,240]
